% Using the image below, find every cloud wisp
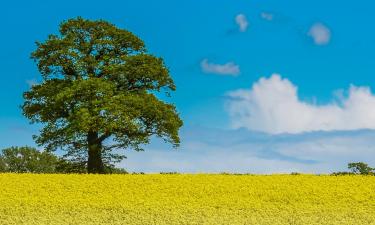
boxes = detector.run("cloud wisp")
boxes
[122,127,375,174]
[308,23,331,45]
[235,14,249,32]
[260,12,274,21]
[200,59,240,76]
[226,74,375,134]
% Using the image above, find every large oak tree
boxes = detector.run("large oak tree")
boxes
[23,17,183,173]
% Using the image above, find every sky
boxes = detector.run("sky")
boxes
[2,0,375,173]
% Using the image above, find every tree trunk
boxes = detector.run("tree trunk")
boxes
[87,131,105,174]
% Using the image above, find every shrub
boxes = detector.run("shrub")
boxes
[0,146,59,173]
[290,172,301,175]
[331,171,354,176]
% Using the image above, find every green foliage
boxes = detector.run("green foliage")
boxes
[104,166,128,174]
[0,146,59,173]
[160,172,179,175]
[331,171,354,176]
[348,162,374,175]
[331,162,375,176]
[290,172,301,175]
[0,157,6,172]
[55,158,87,174]
[0,146,128,174]
[23,17,183,173]
[131,172,145,175]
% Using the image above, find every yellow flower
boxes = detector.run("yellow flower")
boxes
[0,174,374,224]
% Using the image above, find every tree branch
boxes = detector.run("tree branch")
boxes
[98,132,111,143]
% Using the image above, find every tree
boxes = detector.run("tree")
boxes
[0,146,59,173]
[348,162,374,175]
[23,17,183,173]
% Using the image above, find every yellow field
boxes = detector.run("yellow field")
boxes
[0,174,374,225]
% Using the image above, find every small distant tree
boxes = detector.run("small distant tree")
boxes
[348,162,374,175]
[0,146,59,173]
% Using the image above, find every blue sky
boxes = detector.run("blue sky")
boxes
[2,0,375,173]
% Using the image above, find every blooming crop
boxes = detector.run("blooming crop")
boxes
[0,174,374,224]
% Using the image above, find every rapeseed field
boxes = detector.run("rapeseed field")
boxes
[0,174,374,225]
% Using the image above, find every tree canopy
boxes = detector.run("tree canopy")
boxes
[0,146,59,173]
[23,17,183,173]
[348,162,374,175]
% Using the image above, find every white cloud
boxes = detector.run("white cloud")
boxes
[260,12,274,21]
[226,74,375,134]
[308,23,331,45]
[200,59,240,76]
[235,14,249,32]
